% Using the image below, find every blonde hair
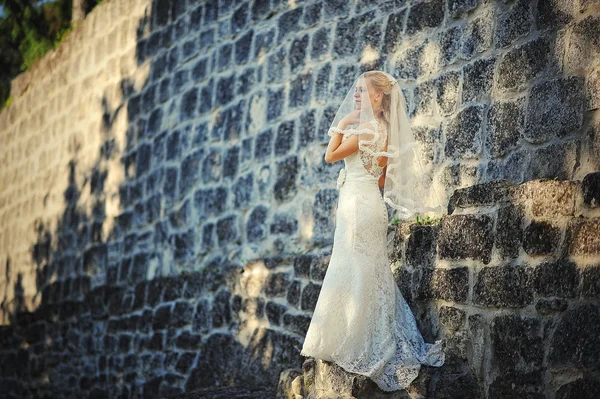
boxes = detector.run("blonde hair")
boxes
[363,71,394,133]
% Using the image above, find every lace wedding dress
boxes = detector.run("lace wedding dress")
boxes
[300,118,445,392]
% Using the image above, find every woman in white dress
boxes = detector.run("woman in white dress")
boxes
[299,71,445,392]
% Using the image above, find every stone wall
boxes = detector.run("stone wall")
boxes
[0,0,598,397]
[279,173,600,399]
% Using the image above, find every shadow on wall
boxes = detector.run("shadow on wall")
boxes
[0,0,306,397]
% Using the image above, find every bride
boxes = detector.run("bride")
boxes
[300,71,445,392]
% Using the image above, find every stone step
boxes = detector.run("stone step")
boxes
[168,386,277,399]
[278,359,418,399]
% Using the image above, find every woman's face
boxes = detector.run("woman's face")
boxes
[353,79,380,111]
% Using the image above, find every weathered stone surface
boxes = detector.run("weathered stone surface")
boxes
[274,156,298,202]
[283,313,311,336]
[301,282,321,311]
[496,37,550,92]
[523,220,562,256]
[582,172,600,208]
[495,203,524,260]
[2,2,600,399]
[492,314,543,371]
[556,377,600,399]
[535,298,568,315]
[444,105,485,159]
[310,255,329,282]
[485,99,525,158]
[525,77,585,143]
[533,259,579,299]
[474,265,533,308]
[495,0,532,48]
[265,301,287,326]
[448,179,514,212]
[186,333,246,390]
[566,217,600,256]
[435,71,461,116]
[518,180,577,217]
[264,272,291,297]
[549,303,600,369]
[405,225,437,269]
[406,0,445,35]
[489,371,545,399]
[434,371,481,399]
[462,57,495,103]
[582,264,600,299]
[247,205,268,243]
[312,189,338,239]
[537,0,574,28]
[287,280,302,309]
[418,267,469,303]
[448,0,478,18]
[460,8,493,60]
[438,306,466,332]
[438,215,494,264]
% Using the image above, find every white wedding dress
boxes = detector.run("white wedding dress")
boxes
[300,118,445,392]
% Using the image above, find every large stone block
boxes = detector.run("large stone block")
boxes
[460,8,493,60]
[495,204,523,259]
[278,8,303,43]
[438,306,466,332]
[566,217,600,256]
[492,314,543,371]
[582,172,600,208]
[517,180,577,217]
[537,0,574,28]
[406,0,445,35]
[474,265,533,308]
[549,303,600,369]
[289,35,309,72]
[444,105,485,159]
[525,77,585,143]
[556,377,600,399]
[418,267,469,303]
[495,0,533,48]
[523,220,562,256]
[264,272,292,298]
[532,259,579,298]
[289,73,312,109]
[435,71,461,116]
[485,98,525,158]
[448,179,514,211]
[582,265,600,299]
[247,205,268,243]
[462,57,495,103]
[311,27,331,61]
[283,313,311,336]
[439,25,462,66]
[406,225,437,269]
[301,282,321,311]
[438,214,494,264]
[496,37,550,92]
[489,371,545,399]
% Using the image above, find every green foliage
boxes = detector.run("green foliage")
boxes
[2,95,11,109]
[0,0,103,111]
[415,214,443,225]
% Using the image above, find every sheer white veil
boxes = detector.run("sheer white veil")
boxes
[327,70,443,220]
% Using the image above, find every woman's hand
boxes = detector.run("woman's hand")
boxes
[337,109,361,129]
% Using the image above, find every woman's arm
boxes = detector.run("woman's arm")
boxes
[378,165,387,189]
[324,122,375,163]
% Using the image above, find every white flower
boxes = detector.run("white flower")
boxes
[336,168,347,190]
